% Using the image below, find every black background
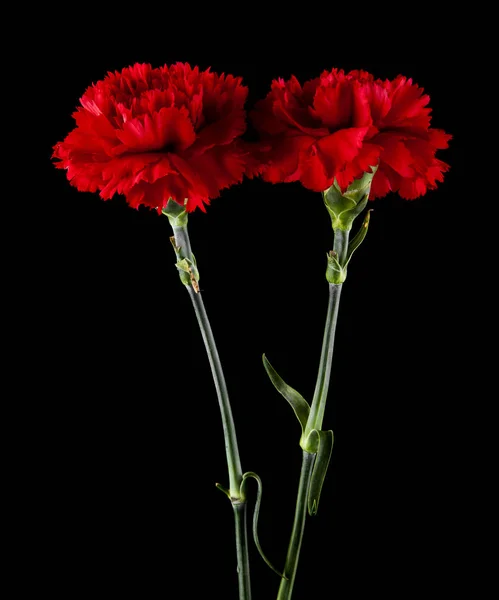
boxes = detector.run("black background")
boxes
[29,10,473,599]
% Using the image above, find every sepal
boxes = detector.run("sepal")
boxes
[161,197,188,227]
[323,166,377,231]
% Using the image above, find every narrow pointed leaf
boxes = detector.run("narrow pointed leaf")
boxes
[344,209,372,268]
[308,430,334,516]
[241,472,287,579]
[262,354,310,432]
[215,482,231,499]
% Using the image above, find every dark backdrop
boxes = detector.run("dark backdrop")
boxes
[32,11,469,600]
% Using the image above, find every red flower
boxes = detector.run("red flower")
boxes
[53,62,254,212]
[251,69,451,199]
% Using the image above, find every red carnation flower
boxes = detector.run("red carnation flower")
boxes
[53,62,254,212]
[251,69,451,199]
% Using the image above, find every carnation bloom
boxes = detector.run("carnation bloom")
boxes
[251,69,451,199]
[53,62,254,212]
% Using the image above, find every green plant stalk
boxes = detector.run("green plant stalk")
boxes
[171,222,251,600]
[276,451,316,600]
[306,284,345,434]
[276,229,349,600]
[233,501,252,598]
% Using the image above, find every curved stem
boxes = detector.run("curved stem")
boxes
[170,222,250,600]
[185,282,243,495]
[276,452,315,600]
[173,224,243,496]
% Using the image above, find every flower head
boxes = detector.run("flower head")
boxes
[251,69,451,199]
[53,62,253,212]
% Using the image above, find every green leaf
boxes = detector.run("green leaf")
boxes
[262,354,310,432]
[241,472,287,579]
[344,209,372,268]
[215,482,231,499]
[308,430,334,516]
[175,258,192,273]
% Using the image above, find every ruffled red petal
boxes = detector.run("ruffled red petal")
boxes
[369,166,392,199]
[251,68,450,199]
[316,127,369,180]
[382,76,432,130]
[190,108,247,154]
[53,62,251,212]
[299,151,331,192]
[260,135,316,184]
[115,107,196,153]
[312,80,354,130]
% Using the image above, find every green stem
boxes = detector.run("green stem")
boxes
[183,285,244,494]
[306,282,343,433]
[171,223,251,600]
[234,503,252,598]
[307,229,349,434]
[277,229,349,600]
[172,224,243,496]
[276,451,315,600]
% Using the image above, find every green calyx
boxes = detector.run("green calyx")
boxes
[323,165,377,232]
[161,197,188,227]
[262,354,334,515]
[323,167,378,284]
